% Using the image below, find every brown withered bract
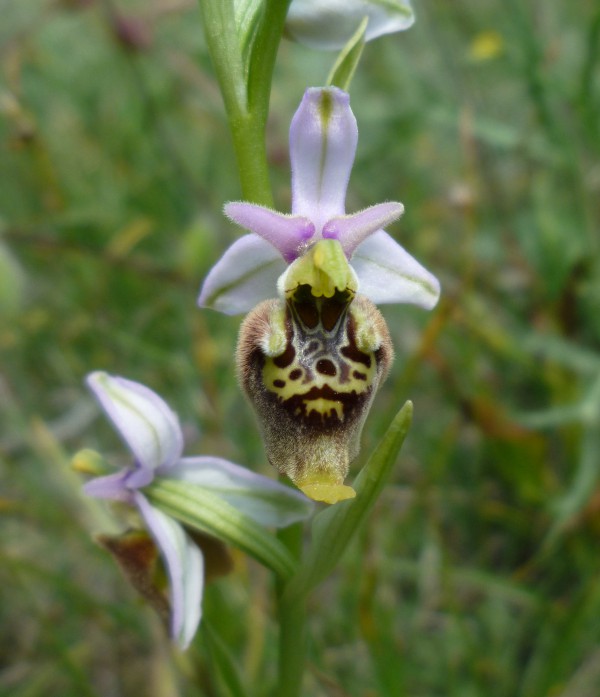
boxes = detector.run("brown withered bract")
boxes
[98,530,171,630]
[98,528,233,632]
[237,287,393,504]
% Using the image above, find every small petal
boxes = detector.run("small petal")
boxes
[323,201,404,257]
[286,0,415,51]
[198,235,286,315]
[290,87,357,230]
[87,372,183,476]
[225,202,314,262]
[135,493,204,650]
[83,469,133,502]
[352,230,440,308]
[167,457,314,528]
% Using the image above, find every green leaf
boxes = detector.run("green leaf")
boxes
[544,422,600,550]
[146,479,297,579]
[326,16,368,91]
[202,621,250,697]
[286,401,413,597]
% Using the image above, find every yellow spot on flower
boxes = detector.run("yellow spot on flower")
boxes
[305,398,344,420]
[71,449,108,476]
[469,31,503,62]
[298,480,356,504]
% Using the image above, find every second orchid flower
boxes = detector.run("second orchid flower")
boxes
[78,372,313,649]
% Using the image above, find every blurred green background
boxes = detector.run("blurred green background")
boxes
[2,0,600,695]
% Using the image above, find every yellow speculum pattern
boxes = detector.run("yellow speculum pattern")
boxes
[262,340,377,422]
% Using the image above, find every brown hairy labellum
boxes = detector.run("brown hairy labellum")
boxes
[237,288,393,504]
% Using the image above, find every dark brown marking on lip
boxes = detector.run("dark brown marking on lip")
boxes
[352,370,367,381]
[273,342,296,368]
[289,369,302,380]
[316,359,337,376]
[270,383,372,429]
[339,315,373,367]
[295,301,319,329]
[341,344,371,367]
[273,379,286,388]
[321,298,346,331]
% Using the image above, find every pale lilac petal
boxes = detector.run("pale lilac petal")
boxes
[167,457,314,527]
[198,235,286,314]
[86,373,183,476]
[224,202,315,263]
[83,470,133,502]
[352,230,440,308]
[135,493,204,650]
[286,0,415,51]
[290,87,357,230]
[323,201,405,257]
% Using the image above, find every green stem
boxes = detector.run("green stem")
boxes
[198,0,292,205]
[198,0,268,202]
[229,111,274,205]
[247,0,293,119]
[197,0,247,118]
[276,523,307,697]
[230,0,292,205]
[198,3,307,691]
[277,591,307,697]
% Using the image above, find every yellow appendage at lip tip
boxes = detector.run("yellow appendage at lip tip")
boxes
[298,480,356,504]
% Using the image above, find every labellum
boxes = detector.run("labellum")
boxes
[237,240,393,504]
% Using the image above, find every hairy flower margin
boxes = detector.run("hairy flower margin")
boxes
[285,0,415,51]
[80,372,313,649]
[198,86,440,315]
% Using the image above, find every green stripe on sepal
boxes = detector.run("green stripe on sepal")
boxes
[146,479,298,580]
[285,400,413,598]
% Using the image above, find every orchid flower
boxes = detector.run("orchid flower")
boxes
[285,0,415,51]
[81,372,313,649]
[198,86,439,315]
[198,88,439,505]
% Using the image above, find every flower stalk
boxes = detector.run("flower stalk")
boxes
[198,0,293,205]
[276,521,308,697]
[276,588,308,697]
